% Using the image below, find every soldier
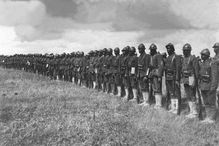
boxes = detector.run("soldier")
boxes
[102,48,109,92]
[198,49,213,123]
[128,47,138,102]
[148,44,164,109]
[203,43,219,123]
[165,43,181,114]
[137,44,150,106]
[122,46,132,100]
[112,47,122,97]
[181,43,199,118]
[96,49,104,91]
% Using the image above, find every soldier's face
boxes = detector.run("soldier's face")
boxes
[214,47,219,54]
[138,48,144,54]
[167,48,173,55]
[201,54,208,61]
[150,49,156,55]
[183,50,191,57]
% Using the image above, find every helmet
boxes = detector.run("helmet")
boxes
[138,43,145,50]
[213,42,219,48]
[103,48,107,53]
[149,43,157,50]
[114,47,120,52]
[88,50,94,55]
[122,47,127,52]
[130,47,136,53]
[107,48,113,53]
[200,49,210,57]
[165,43,175,51]
[183,43,192,51]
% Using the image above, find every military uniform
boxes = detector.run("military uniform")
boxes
[165,53,181,113]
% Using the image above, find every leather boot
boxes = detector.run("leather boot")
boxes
[123,88,129,101]
[168,99,175,113]
[116,86,121,97]
[154,94,162,109]
[140,92,150,106]
[130,89,138,102]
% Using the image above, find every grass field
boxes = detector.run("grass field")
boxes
[0,68,219,146]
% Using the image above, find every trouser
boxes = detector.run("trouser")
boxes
[184,84,196,102]
[201,90,217,120]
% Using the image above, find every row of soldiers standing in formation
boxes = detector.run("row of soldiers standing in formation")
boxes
[1,42,219,124]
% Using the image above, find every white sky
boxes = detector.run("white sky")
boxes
[0,0,219,56]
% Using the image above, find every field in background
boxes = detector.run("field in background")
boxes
[0,68,219,146]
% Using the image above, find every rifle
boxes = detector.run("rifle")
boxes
[196,84,205,120]
[177,81,181,115]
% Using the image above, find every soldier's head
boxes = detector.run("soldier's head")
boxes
[161,52,167,59]
[76,51,80,57]
[94,50,98,56]
[200,49,210,61]
[138,43,145,54]
[166,43,175,56]
[183,43,192,57]
[114,47,120,56]
[213,42,219,54]
[122,46,129,55]
[98,49,103,56]
[107,48,113,55]
[71,52,75,57]
[88,50,93,57]
[130,47,136,56]
[81,51,84,57]
[103,48,108,56]
[149,43,157,56]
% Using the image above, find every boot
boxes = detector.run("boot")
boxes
[93,81,96,89]
[110,84,115,96]
[172,99,178,114]
[186,102,198,118]
[154,94,162,109]
[140,92,150,106]
[78,79,81,86]
[116,86,121,97]
[130,89,138,102]
[72,77,75,83]
[168,99,175,113]
[123,88,129,101]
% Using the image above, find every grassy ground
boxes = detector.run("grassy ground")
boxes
[0,68,219,146]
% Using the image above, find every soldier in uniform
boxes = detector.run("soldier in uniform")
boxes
[198,49,214,123]
[137,44,150,106]
[165,43,181,114]
[128,47,138,102]
[203,43,219,123]
[122,46,132,100]
[96,49,104,91]
[181,43,199,118]
[148,44,164,109]
[113,47,122,97]
[102,48,109,92]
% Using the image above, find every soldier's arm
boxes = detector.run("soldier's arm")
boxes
[175,55,182,81]
[211,60,219,91]
[157,54,164,77]
[192,56,199,79]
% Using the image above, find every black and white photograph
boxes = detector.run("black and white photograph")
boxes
[0,0,219,145]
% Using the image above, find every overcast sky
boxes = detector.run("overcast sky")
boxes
[0,0,219,55]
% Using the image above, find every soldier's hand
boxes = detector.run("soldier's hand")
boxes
[175,81,180,87]
[143,76,148,81]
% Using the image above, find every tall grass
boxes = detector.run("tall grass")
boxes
[0,68,218,146]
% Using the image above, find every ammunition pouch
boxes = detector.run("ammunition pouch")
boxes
[121,66,126,71]
[201,74,211,83]
[138,65,143,70]
[183,71,191,78]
